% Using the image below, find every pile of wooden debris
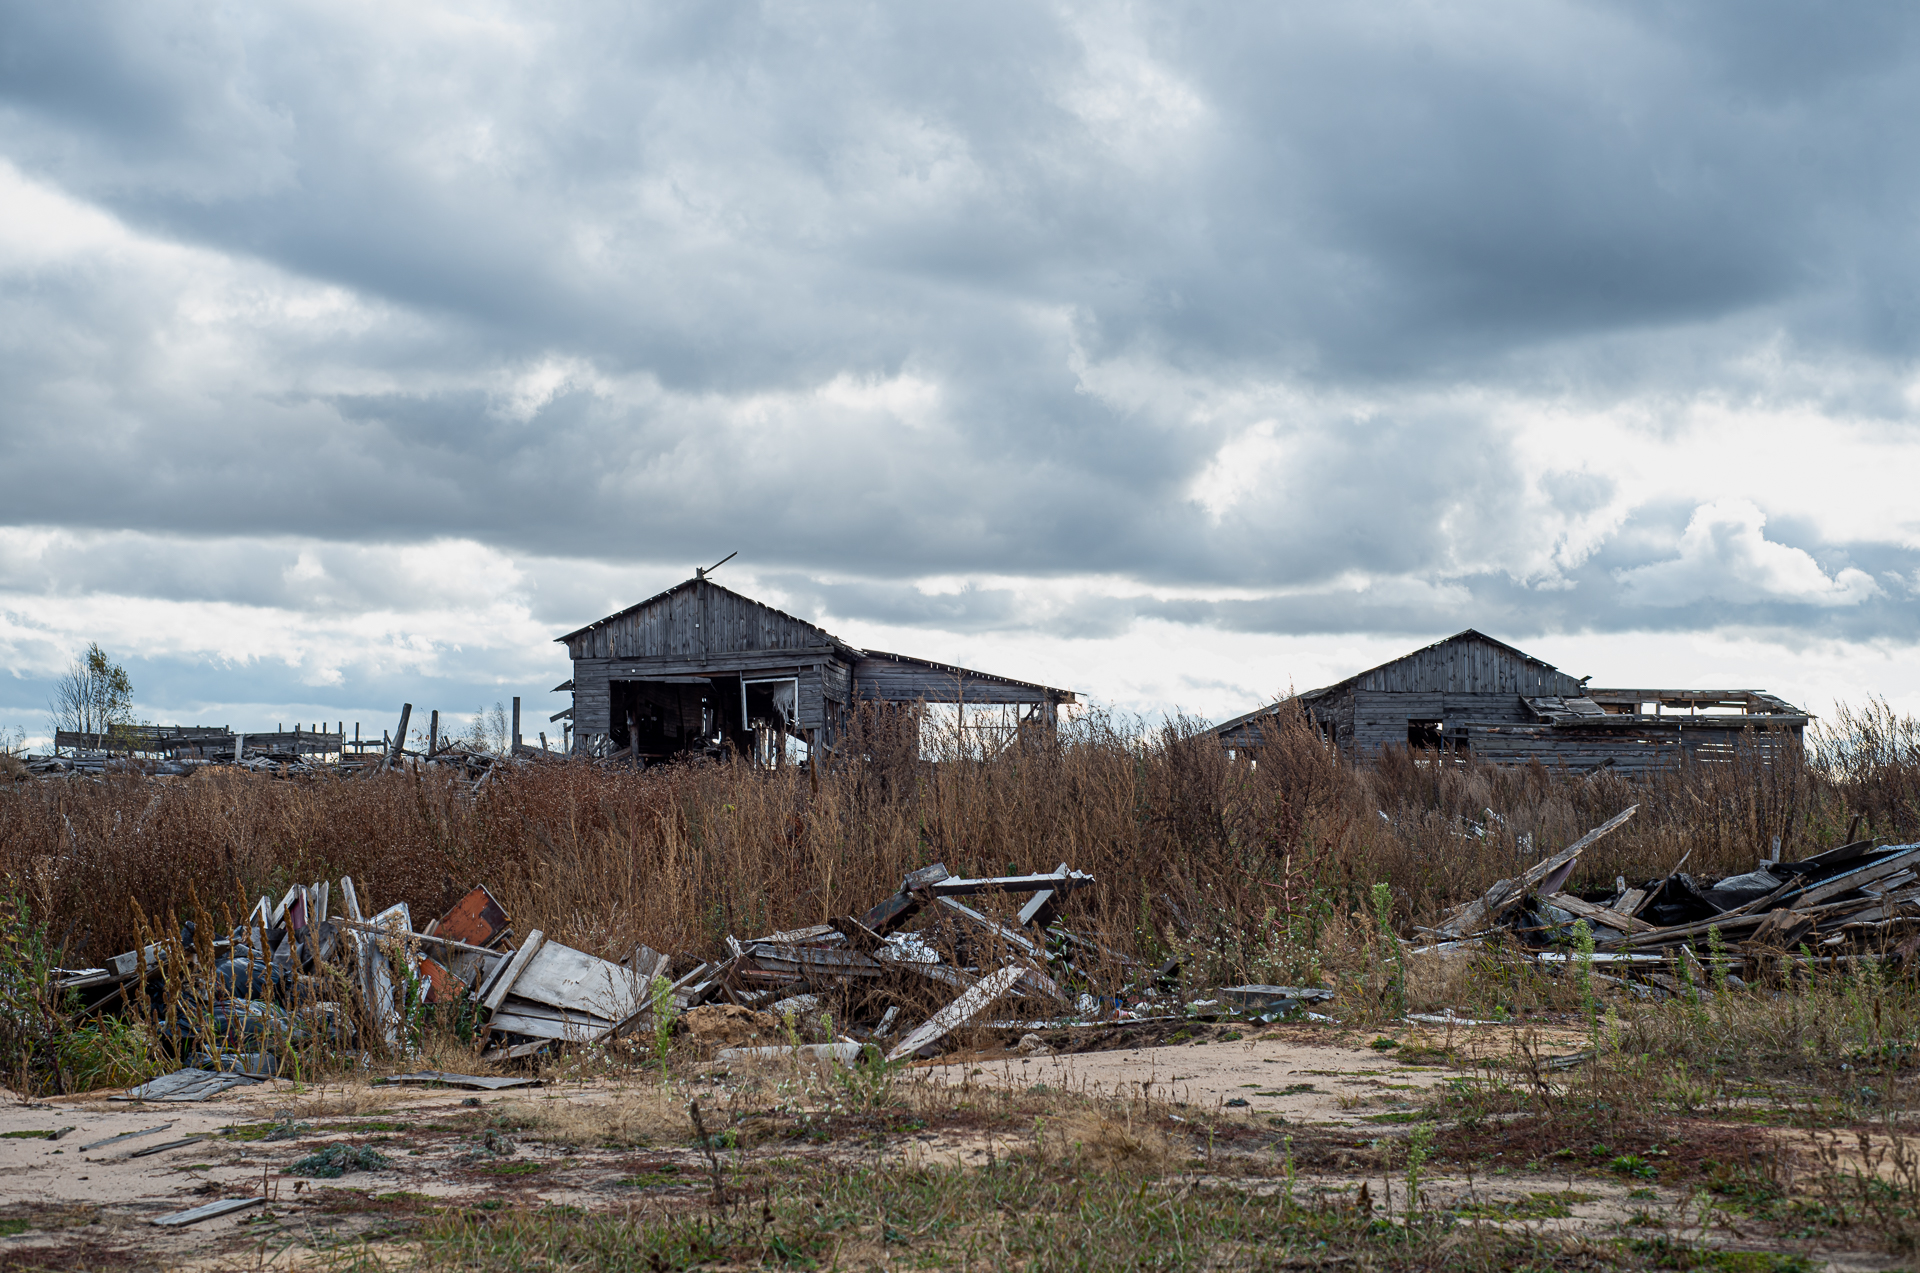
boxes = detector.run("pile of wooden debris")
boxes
[1425,804,1920,993]
[54,863,1129,1079]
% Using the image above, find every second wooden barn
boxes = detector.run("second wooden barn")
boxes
[1208,629,1807,773]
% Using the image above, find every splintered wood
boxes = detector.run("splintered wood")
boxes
[1424,806,1920,997]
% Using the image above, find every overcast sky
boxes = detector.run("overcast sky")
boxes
[4,1,1919,747]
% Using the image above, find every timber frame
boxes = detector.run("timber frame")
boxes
[556,576,1075,762]
[1208,629,1808,774]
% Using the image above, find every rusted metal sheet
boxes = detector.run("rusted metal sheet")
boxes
[436,886,510,949]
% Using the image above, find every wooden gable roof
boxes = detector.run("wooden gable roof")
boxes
[557,578,858,663]
[1207,630,1585,741]
[1313,629,1583,699]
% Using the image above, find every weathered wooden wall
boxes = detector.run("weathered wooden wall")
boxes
[564,582,832,663]
[1351,640,1583,696]
[1466,723,1802,774]
[1346,690,1535,756]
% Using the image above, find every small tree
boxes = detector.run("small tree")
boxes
[466,702,510,755]
[46,644,135,751]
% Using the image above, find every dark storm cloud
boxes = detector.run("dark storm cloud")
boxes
[2,0,1919,656]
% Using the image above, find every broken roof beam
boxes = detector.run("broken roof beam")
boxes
[1432,804,1638,939]
[1583,688,1810,716]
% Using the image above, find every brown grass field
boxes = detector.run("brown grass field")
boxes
[0,699,1918,1270]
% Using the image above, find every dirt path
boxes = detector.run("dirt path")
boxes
[921,1019,1577,1131]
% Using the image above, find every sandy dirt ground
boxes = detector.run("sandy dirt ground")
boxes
[926,1032,1463,1128]
[0,1019,1900,1271]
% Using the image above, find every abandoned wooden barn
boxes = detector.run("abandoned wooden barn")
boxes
[554,574,1076,762]
[1207,629,1808,773]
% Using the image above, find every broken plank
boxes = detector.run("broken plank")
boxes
[128,1134,206,1158]
[503,940,646,1020]
[932,897,1043,959]
[479,930,546,1013]
[885,964,1025,1063]
[80,1122,174,1152]
[1786,844,1920,909]
[1544,892,1659,935]
[1435,805,1638,938]
[487,1010,616,1042]
[927,869,1094,899]
[151,1197,262,1227]
[480,1038,551,1063]
[1018,861,1073,930]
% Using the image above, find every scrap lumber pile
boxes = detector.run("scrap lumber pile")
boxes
[1424,803,1920,994]
[675,863,1104,1061]
[54,862,1112,1076]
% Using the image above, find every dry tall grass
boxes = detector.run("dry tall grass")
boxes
[3,702,1915,988]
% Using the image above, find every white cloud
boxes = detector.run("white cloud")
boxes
[3,2,1920,748]
[1616,500,1882,608]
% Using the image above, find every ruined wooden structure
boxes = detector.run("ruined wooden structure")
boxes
[1209,630,1807,773]
[555,576,1075,762]
[53,724,344,759]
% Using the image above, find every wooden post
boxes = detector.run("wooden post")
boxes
[539,731,549,751]
[382,704,411,772]
[234,732,245,763]
[429,710,439,757]
[512,697,521,752]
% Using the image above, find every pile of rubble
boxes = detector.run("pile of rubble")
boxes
[56,861,1203,1087]
[1424,804,1920,993]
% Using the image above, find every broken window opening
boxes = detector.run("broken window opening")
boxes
[1407,719,1444,750]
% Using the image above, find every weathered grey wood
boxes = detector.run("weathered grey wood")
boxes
[1544,891,1655,935]
[81,1122,174,1151]
[151,1196,262,1227]
[109,943,169,979]
[490,994,617,1041]
[333,919,501,959]
[361,902,411,1051]
[1786,845,1920,909]
[929,870,1094,899]
[1435,805,1639,938]
[480,930,545,1013]
[377,1071,542,1090]
[381,704,412,771]
[504,940,646,1021]
[562,580,1075,756]
[933,898,1042,958]
[1018,862,1072,929]
[885,964,1025,1062]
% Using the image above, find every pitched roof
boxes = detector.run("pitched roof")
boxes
[1205,629,1570,738]
[555,576,858,655]
[1315,628,1565,695]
